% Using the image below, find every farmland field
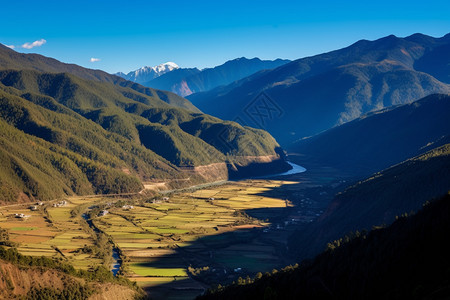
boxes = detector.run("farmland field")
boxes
[0,197,105,268]
[1,179,322,299]
[88,180,299,297]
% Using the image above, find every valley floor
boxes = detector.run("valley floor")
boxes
[0,164,344,299]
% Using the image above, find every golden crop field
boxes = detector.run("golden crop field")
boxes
[0,197,104,269]
[93,180,296,292]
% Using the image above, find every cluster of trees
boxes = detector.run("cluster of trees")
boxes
[0,228,15,247]
[27,283,93,300]
[199,193,450,300]
[0,246,136,289]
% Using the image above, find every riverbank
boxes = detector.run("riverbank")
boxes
[81,212,122,276]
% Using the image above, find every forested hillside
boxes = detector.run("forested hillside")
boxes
[0,46,289,204]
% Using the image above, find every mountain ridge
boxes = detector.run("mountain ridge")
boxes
[289,141,450,261]
[0,44,200,113]
[188,33,450,144]
[143,57,290,97]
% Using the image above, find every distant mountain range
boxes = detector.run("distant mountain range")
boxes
[188,33,450,145]
[115,62,179,84]
[144,67,201,96]
[145,57,290,97]
[116,57,290,97]
[0,44,289,204]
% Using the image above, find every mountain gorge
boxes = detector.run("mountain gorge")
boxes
[188,33,450,144]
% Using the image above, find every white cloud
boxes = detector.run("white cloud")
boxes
[5,45,15,49]
[21,39,46,49]
[90,58,100,62]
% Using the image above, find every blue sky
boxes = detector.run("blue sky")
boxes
[1,0,449,73]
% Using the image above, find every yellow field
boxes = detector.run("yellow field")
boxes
[92,179,296,290]
[0,197,106,269]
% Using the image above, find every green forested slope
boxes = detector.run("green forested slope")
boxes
[0,43,200,112]
[0,90,173,202]
[0,52,286,203]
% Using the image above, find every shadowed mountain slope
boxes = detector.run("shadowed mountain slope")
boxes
[188,34,450,144]
[289,93,450,178]
[289,142,450,260]
[199,192,450,300]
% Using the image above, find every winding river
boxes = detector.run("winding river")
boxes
[253,161,306,179]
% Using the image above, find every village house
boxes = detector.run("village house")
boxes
[15,213,30,219]
[52,200,67,208]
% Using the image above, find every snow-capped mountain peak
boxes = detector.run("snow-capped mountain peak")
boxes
[116,62,179,84]
[154,62,179,72]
